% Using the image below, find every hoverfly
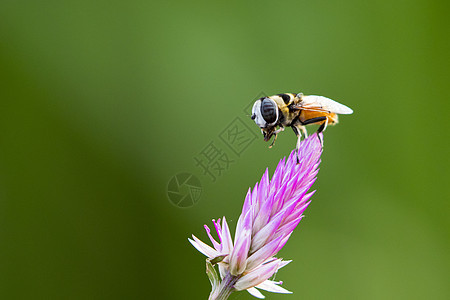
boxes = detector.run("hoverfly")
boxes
[251,93,353,159]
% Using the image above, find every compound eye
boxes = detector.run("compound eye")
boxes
[260,98,278,125]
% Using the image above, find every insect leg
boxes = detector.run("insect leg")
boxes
[268,127,285,148]
[317,118,328,133]
[316,118,328,147]
[268,134,277,148]
[300,116,328,146]
[300,126,308,139]
[274,127,285,134]
[292,126,303,164]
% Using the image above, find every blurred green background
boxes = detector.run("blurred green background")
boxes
[0,0,449,299]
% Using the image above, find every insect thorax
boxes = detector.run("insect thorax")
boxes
[271,97,299,127]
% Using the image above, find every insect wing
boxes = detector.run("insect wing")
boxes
[300,95,353,114]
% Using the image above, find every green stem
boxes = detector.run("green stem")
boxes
[209,273,239,300]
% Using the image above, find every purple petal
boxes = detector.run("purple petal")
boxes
[221,217,234,254]
[270,158,285,189]
[251,182,259,214]
[252,192,275,234]
[229,227,251,275]
[189,235,219,258]
[204,224,221,251]
[274,216,303,240]
[235,206,253,244]
[246,235,284,271]
[270,184,288,215]
[241,187,252,215]
[234,259,282,291]
[283,195,314,225]
[213,218,222,243]
[274,232,293,254]
[250,211,284,252]
[230,207,254,274]
[260,168,269,194]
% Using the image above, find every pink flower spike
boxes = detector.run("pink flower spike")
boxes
[189,133,323,299]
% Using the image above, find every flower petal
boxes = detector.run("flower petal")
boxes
[250,210,284,252]
[234,259,281,291]
[246,235,283,271]
[229,230,251,275]
[278,260,292,269]
[229,213,252,275]
[235,205,253,244]
[274,232,292,254]
[252,192,274,235]
[241,187,252,215]
[188,236,219,258]
[212,218,222,244]
[258,168,270,204]
[221,216,234,254]
[276,215,304,238]
[204,225,221,251]
[256,280,292,294]
[247,287,265,299]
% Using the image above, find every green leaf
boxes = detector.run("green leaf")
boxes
[206,259,220,292]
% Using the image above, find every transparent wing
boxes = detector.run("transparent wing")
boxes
[299,95,353,114]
